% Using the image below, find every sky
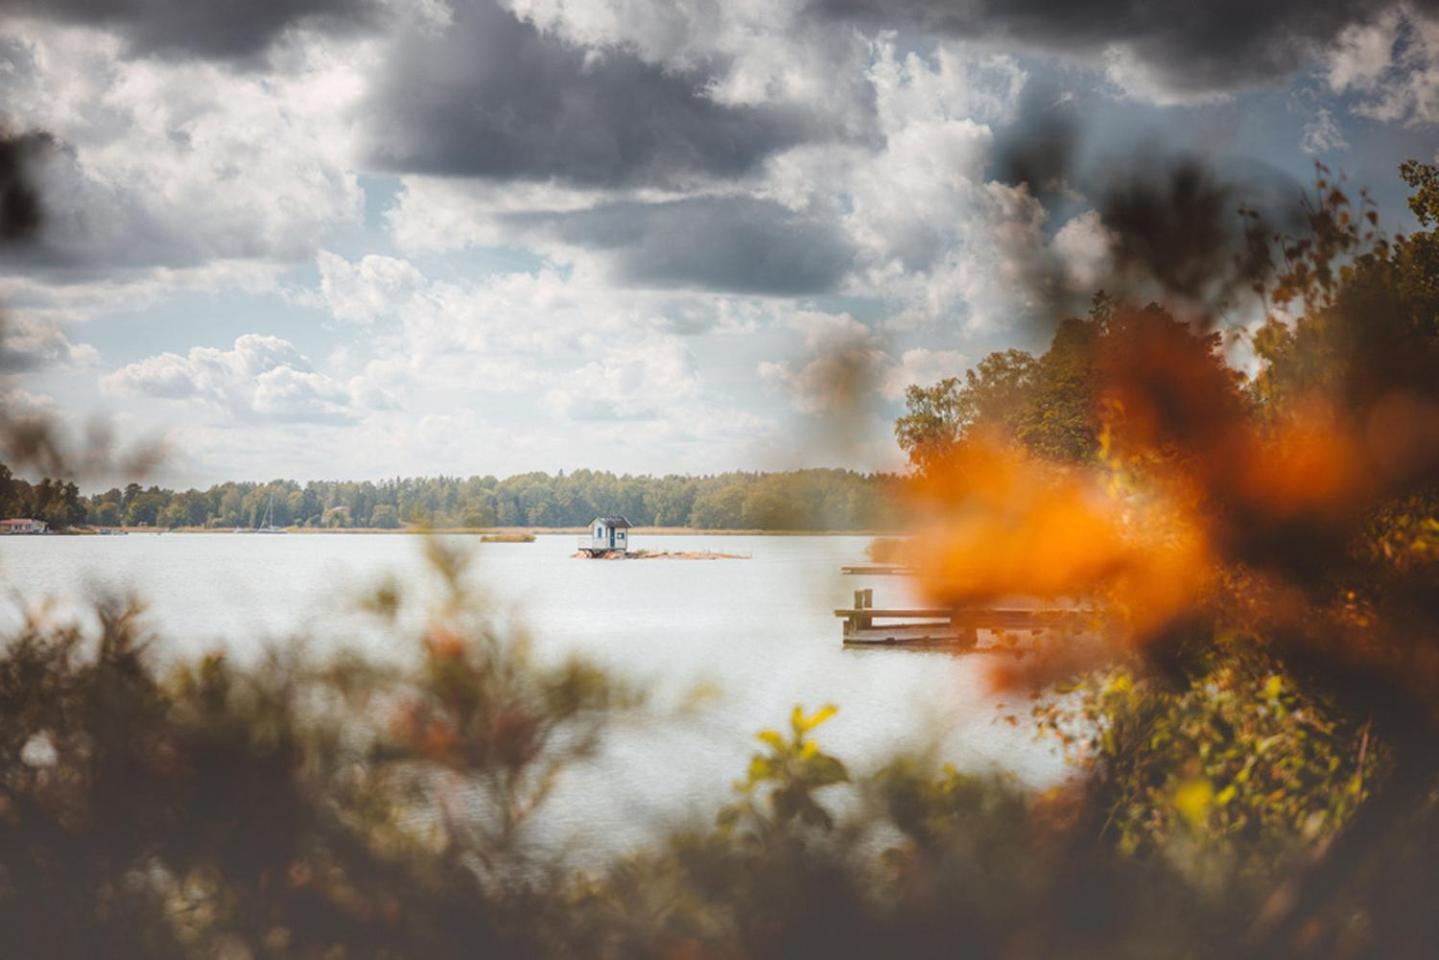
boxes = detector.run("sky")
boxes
[0,0,1436,488]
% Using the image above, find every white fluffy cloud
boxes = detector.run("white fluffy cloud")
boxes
[0,386,56,420]
[1327,6,1439,125]
[542,338,701,421]
[758,312,968,414]
[880,348,970,400]
[1300,106,1351,153]
[103,334,367,423]
[314,251,428,326]
[837,40,1057,330]
[0,18,367,283]
[0,314,100,372]
[1051,210,1116,291]
[298,249,790,471]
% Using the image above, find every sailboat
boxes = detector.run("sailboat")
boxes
[254,493,287,534]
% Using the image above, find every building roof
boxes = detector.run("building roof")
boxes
[592,516,632,528]
[0,518,42,525]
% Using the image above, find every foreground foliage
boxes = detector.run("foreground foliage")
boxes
[887,160,1439,957]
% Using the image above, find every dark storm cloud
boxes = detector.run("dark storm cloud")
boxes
[815,0,1437,95]
[512,198,854,295]
[368,0,816,188]
[0,0,380,60]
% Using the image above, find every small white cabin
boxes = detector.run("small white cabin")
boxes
[578,516,632,556]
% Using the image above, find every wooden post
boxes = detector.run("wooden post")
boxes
[950,609,978,648]
[854,589,873,630]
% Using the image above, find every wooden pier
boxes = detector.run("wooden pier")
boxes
[835,588,1087,647]
[839,563,911,576]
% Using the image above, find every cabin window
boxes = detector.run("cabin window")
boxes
[617,531,625,540]
[595,526,603,538]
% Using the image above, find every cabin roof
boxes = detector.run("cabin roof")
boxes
[0,518,42,525]
[592,516,632,528]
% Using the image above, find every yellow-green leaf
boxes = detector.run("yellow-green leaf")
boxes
[1174,779,1214,829]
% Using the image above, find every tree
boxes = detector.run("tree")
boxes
[689,482,747,529]
[1014,314,1101,462]
[0,463,20,517]
[895,349,1038,470]
[370,503,400,529]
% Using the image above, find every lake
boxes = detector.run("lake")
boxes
[0,532,1065,850]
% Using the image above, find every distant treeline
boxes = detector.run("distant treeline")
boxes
[64,468,900,531]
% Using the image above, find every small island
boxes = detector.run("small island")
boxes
[574,516,745,559]
[574,548,748,560]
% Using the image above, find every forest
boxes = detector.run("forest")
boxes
[60,467,898,531]
[0,463,87,529]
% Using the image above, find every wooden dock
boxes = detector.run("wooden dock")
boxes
[840,563,912,576]
[835,588,1088,646]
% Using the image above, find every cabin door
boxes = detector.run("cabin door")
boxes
[608,528,616,548]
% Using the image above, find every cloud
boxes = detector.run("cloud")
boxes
[759,314,969,412]
[381,34,1041,319]
[103,334,362,423]
[1300,107,1351,154]
[515,197,854,295]
[542,338,700,421]
[314,251,428,325]
[0,314,99,372]
[385,176,855,297]
[880,347,969,401]
[366,0,817,188]
[758,311,886,414]
[307,250,776,420]
[823,41,1060,330]
[0,19,365,280]
[1051,210,1116,291]
[0,0,382,61]
[0,386,55,420]
[310,248,598,360]
[1327,6,1439,125]
[815,0,1421,102]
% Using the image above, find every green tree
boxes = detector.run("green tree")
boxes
[689,482,747,529]
[370,503,401,529]
[895,349,1037,469]
[1014,314,1101,462]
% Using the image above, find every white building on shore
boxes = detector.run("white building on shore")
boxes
[0,518,48,535]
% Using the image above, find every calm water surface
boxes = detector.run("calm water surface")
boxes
[0,533,1064,849]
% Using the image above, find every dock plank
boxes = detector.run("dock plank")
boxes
[839,564,912,576]
[835,603,1093,646]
